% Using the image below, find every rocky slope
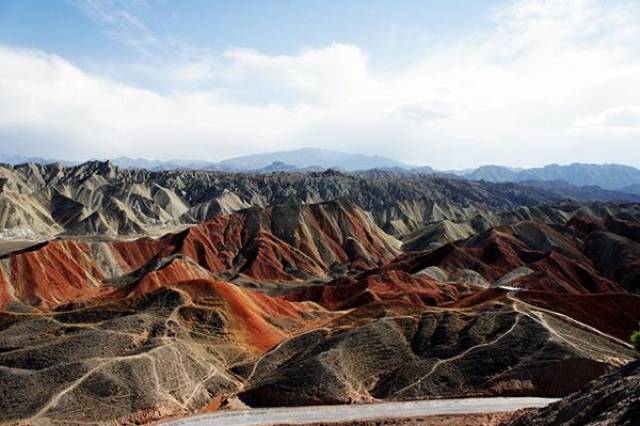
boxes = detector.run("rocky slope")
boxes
[0,283,329,425]
[238,296,633,407]
[504,359,640,425]
[5,160,639,240]
[0,160,569,238]
[0,199,400,310]
[0,167,639,425]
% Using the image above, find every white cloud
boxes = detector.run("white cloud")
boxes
[1,0,640,168]
[217,45,374,107]
[576,106,640,130]
[0,45,312,160]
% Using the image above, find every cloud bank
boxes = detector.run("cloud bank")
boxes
[1,0,640,168]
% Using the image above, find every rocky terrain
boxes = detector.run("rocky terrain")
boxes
[0,164,638,425]
[0,160,581,238]
[5,150,640,194]
[4,160,640,240]
[504,359,640,425]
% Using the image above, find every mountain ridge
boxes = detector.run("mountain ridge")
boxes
[4,150,640,192]
[0,160,568,239]
[462,162,640,190]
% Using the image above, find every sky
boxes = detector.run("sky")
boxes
[0,0,639,169]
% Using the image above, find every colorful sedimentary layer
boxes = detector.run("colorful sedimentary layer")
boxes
[0,200,399,309]
[0,198,639,425]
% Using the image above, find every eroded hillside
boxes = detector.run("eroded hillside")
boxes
[0,166,639,425]
[0,192,638,424]
[0,161,567,238]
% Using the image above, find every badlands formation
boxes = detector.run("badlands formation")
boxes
[0,161,638,425]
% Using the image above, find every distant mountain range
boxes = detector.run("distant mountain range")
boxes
[620,184,640,195]
[0,154,78,167]
[0,148,405,173]
[213,148,408,171]
[458,163,640,191]
[3,149,640,193]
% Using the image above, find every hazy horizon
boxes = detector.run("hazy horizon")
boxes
[3,146,640,171]
[2,0,640,169]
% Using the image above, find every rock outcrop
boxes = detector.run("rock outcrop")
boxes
[504,360,640,426]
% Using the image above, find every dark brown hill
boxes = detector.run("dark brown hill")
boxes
[504,360,640,426]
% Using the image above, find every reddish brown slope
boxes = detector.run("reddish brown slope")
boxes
[515,291,640,341]
[369,221,625,294]
[286,269,465,310]
[116,199,399,282]
[126,276,326,352]
[0,241,106,307]
[0,200,399,309]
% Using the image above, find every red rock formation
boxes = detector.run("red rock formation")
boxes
[516,251,622,293]
[566,211,606,235]
[121,257,214,297]
[0,266,13,307]
[443,287,510,308]
[122,275,326,352]
[110,237,171,271]
[516,291,640,341]
[1,241,105,307]
[286,269,464,310]
[371,221,627,295]
[0,200,399,309]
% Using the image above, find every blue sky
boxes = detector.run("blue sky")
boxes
[0,1,497,71]
[1,0,640,167]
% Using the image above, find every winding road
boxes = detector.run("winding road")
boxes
[162,397,558,426]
